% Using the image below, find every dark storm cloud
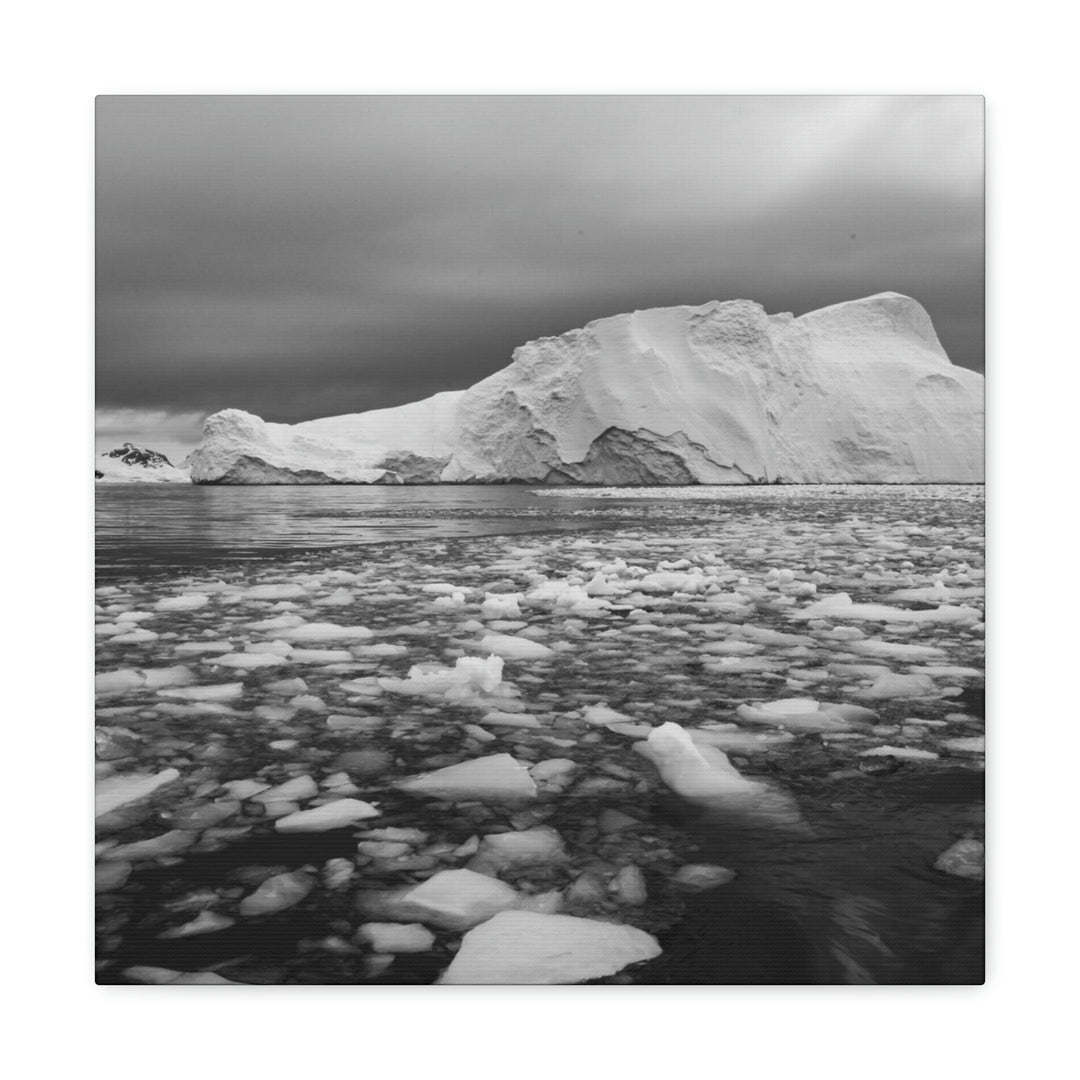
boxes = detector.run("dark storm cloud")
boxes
[96,95,983,444]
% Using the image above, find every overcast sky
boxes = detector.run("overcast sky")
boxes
[96,95,983,461]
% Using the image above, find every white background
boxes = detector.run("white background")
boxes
[2,1,1073,1076]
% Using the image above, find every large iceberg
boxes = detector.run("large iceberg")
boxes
[188,293,984,485]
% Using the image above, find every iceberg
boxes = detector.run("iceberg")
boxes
[187,293,983,485]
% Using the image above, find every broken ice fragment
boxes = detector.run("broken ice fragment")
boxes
[395,753,537,803]
[274,798,381,833]
[438,911,661,984]
[238,871,315,916]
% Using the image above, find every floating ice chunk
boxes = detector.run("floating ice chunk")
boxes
[95,860,132,893]
[101,829,196,862]
[909,665,983,678]
[585,572,620,597]
[699,640,764,656]
[290,648,354,662]
[438,911,661,985]
[110,627,159,644]
[466,826,566,875]
[316,588,355,606]
[421,583,472,597]
[158,911,235,938]
[637,722,807,831]
[323,858,355,890]
[213,652,291,669]
[792,593,980,625]
[238,871,315,916]
[355,923,435,953]
[289,694,328,711]
[274,798,381,833]
[266,677,308,694]
[529,758,577,782]
[155,594,209,611]
[358,840,412,858]
[378,655,504,701]
[252,775,318,804]
[933,838,984,880]
[122,966,242,985]
[95,768,180,817]
[639,571,710,595]
[526,580,610,614]
[670,864,737,891]
[735,625,816,646]
[246,613,306,630]
[477,634,554,661]
[828,662,891,679]
[688,726,796,753]
[861,673,937,699]
[433,592,467,609]
[735,698,874,732]
[244,583,307,601]
[173,641,234,655]
[605,721,654,739]
[480,593,523,619]
[609,864,647,906]
[223,779,271,800]
[478,710,542,728]
[157,683,244,702]
[702,657,783,675]
[401,869,520,931]
[636,722,769,802]
[244,639,293,656]
[943,736,985,754]
[353,643,408,658]
[396,753,537,803]
[890,583,984,603]
[582,703,632,726]
[859,745,939,760]
[95,669,153,695]
[274,622,374,642]
[852,639,947,661]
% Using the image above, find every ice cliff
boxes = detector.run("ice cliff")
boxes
[187,293,984,485]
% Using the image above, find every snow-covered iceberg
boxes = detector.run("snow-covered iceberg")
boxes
[188,293,984,485]
[188,392,463,484]
[95,443,191,483]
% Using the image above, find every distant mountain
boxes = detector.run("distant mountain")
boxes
[95,442,191,483]
[186,293,984,485]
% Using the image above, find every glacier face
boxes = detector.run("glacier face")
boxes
[187,293,984,485]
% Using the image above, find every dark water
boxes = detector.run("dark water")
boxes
[96,484,984,984]
[95,485,623,576]
[96,483,983,574]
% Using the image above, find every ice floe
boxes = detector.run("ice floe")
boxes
[396,754,537,803]
[274,798,381,833]
[438,911,661,984]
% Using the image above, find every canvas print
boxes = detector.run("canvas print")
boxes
[95,95,985,985]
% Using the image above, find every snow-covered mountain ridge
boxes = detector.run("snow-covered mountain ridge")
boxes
[95,443,191,484]
[186,293,984,485]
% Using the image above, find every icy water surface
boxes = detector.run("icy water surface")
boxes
[95,485,984,984]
